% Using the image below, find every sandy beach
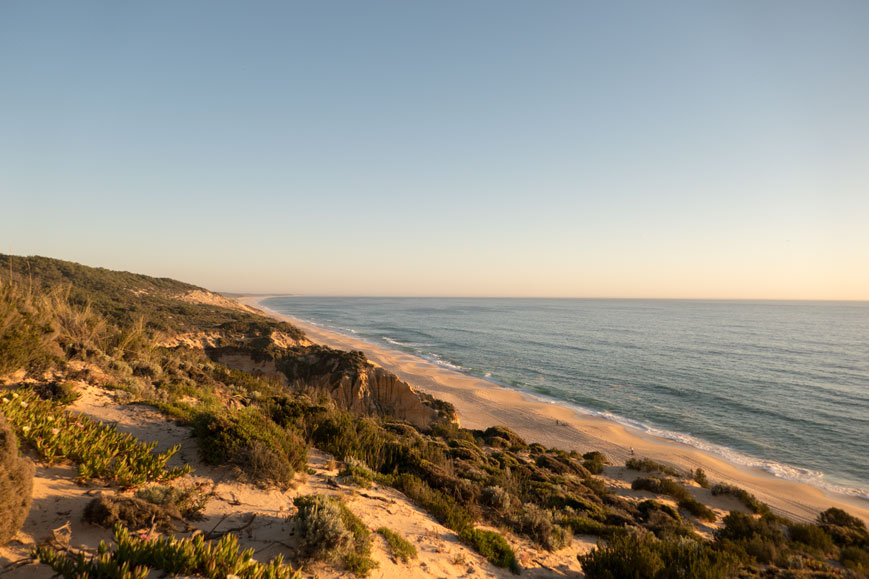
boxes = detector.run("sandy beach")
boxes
[241,296,869,526]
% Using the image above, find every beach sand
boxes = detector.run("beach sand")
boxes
[242,296,869,526]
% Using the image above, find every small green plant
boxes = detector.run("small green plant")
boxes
[193,407,306,487]
[579,529,738,579]
[841,545,869,572]
[518,503,571,550]
[135,482,211,519]
[626,457,683,477]
[1,389,189,487]
[34,524,301,579]
[33,380,80,404]
[377,527,417,562]
[339,457,375,488]
[582,451,609,474]
[692,468,710,488]
[677,497,716,522]
[710,483,769,515]
[293,495,377,576]
[460,528,520,574]
[0,414,34,545]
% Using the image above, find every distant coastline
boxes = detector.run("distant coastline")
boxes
[242,295,869,525]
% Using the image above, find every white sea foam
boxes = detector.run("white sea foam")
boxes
[518,391,869,501]
[259,298,869,502]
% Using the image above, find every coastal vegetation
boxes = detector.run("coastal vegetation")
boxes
[36,524,302,579]
[0,414,34,546]
[2,254,869,577]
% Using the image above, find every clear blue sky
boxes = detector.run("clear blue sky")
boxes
[2,1,867,298]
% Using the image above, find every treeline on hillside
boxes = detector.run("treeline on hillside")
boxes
[1,255,868,577]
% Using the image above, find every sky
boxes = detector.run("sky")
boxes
[1,1,868,299]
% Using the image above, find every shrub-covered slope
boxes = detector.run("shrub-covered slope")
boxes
[1,254,868,578]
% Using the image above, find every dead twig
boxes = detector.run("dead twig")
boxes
[204,513,257,540]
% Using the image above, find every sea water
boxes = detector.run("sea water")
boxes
[262,297,869,499]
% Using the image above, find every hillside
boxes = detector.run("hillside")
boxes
[1,255,868,578]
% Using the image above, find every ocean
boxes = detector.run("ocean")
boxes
[262,297,869,499]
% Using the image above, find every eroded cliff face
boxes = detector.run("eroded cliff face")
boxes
[210,345,452,429]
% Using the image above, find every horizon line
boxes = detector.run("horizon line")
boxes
[227,292,869,304]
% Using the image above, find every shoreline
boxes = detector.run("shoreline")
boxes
[239,295,869,525]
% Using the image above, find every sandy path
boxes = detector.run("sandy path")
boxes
[242,296,869,526]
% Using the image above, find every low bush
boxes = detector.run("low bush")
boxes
[560,515,622,538]
[518,503,571,550]
[390,473,475,533]
[841,545,869,573]
[817,507,869,548]
[32,380,80,404]
[625,457,683,478]
[631,476,689,501]
[83,494,176,532]
[459,528,520,574]
[715,511,789,565]
[678,497,716,522]
[1,389,189,487]
[692,468,710,488]
[481,485,513,514]
[0,414,34,545]
[339,457,375,488]
[34,523,301,579]
[193,407,306,487]
[788,523,834,554]
[377,527,417,562]
[582,451,608,474]
[293,495,377,576]
[135,483,210,519]
[709,483,768,515]
[579,530,738,579]
[0,281,58,375]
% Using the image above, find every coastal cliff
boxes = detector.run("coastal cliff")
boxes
[3,254,869,579]
[209,344,449,429]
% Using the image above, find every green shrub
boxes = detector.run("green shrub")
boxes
[1,389,189,488]
[0,281,57,375]
[0,414,34,545]
[625,457,683,478]
[788,523,834,553]
[390,473,475,533]
[715,511,788,565]
[709,483,768,514]
[561,515,621,538]
[34,523,301,579]
[193,407,306,487]
[582,451,609,474]
[519,504,571,550]
[579,530,738,579]
[579,530,664,578]
[292,495,377,576]
[631,477,689,501]
[339,457,375,488]
[481,485,512,514]
[692,468,709,488]
[293,495,353,560]
[377,527,417,562]
[32,380,80,404]
[841,545,869,572]
[818,507,867,531]
[817,507,869,547]
[459,528,520,574]
[135,483,210,519]
[677,498,716,522]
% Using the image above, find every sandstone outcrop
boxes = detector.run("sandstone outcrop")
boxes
[210,345,453,429]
